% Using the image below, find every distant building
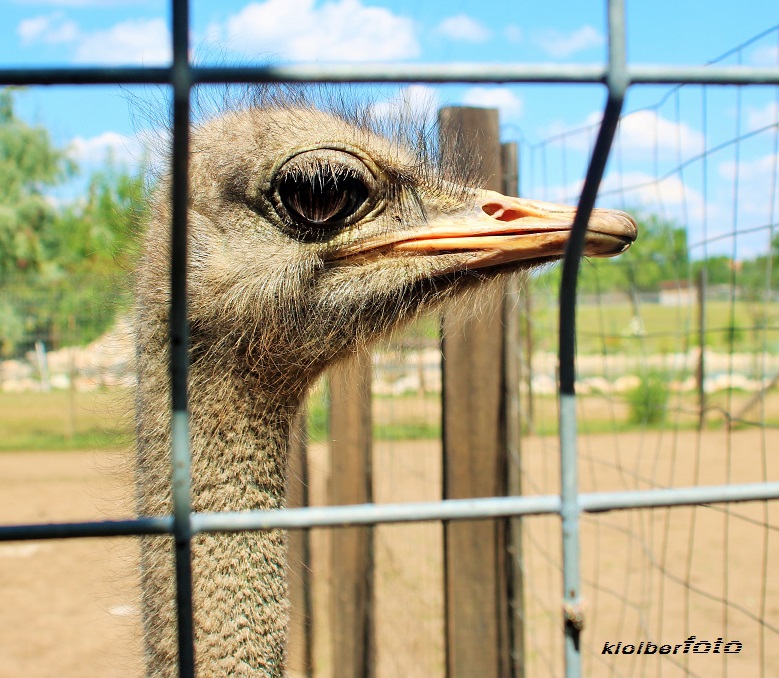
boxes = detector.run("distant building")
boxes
[659,280,695,306]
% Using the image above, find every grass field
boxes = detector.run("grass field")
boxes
[0,388,133,452]
[525,300,779,354]
[392,299,779,355]
[3,297,778,451]
[3,381,779,453]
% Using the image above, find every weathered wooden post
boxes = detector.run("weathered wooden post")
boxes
[328,350,374,677]
[439,106,512,678]
[286,405,313,677]
[502,140,525,678]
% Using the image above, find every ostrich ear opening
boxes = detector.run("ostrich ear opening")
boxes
[332,190,637,270]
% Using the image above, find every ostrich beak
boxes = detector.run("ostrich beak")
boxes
[334,190,637,270]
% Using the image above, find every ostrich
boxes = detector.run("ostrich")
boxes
[134,90,636,676]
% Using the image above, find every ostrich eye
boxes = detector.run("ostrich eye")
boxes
[278,167,369,227]
[271,148,380,239]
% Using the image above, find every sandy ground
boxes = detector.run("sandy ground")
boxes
[1,427,778,677]
[0,450,142,678]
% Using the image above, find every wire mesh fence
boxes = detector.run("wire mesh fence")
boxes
[2,2,779,678]
[514,25,779,677]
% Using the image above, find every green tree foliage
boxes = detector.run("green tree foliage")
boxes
[0,89,145,357]
[623,213,689,291]
[536,211,690,295]
[0,89,75,275]
[46,159,144,274]
[736,233,779,301]
[690,255,732,286]
[36,160,145,352]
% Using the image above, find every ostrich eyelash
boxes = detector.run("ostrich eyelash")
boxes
[277,164,369,223]
[271,150,382,239]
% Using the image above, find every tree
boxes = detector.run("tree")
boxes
[611,213,689,292]
[0,88,75,275]
[738,232,779,299]
[35,158,146,350]
[46,156,145,274]
[691,256,733,286]
[0,89,145,356]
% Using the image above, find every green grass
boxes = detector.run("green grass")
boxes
[0,385,442,452]
[305,386,441,442]
[306,386,329,442]
[0,429,132,452]
[374,422,441,440]
[0,358,779,452]
[0,388,133,452]
[530,300,779,355]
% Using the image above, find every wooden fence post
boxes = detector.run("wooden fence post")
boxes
[329,349,374,677]
[502,141,525,678]
[287,404,313,677]
[439,106,511,678]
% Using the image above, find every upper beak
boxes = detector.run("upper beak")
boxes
[333,190,637,271]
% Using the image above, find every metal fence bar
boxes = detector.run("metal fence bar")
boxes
[4,481,779,541]
[169,0,195,675]
[557,0,628,674]
[192,481,779,530]
[2,64,779,86]
[0,517,173,541]
[198,64,779,85]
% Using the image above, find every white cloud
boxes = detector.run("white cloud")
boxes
[435,14,491,43]
[14,0,149,5]
[532,25,604,58]
[461,87,523,119]
[547,171,703,212]
[709,154,779,252]
[69,131,142,166]
[370,85,439,122]
[73,18,170,64]
[504,25,522,44]
[212,0,419,62]
[716,153,779,236]
[746,101,778,131]
[616,109,704,157]
[540,109,704,160]
[750,44,779,66]
[718,152,779,184]
[602,172,704,213]
[17,12,78,45]
[17,13,170,64]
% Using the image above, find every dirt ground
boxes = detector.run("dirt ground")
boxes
[0,450,142,678]
[1,427,778,677]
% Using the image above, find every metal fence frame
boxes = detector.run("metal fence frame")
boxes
[2,1,779,676]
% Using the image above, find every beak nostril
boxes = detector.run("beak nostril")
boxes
[482,203,525,222]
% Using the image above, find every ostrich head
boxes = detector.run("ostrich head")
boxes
[138,93,635,404]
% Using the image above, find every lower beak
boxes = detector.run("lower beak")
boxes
[333,190,637,271]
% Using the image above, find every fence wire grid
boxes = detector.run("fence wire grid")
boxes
[2,1,779,677]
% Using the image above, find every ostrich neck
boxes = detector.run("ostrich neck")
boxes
[136,327,300,677]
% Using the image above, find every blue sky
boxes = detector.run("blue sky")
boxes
[3,0,779,258]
